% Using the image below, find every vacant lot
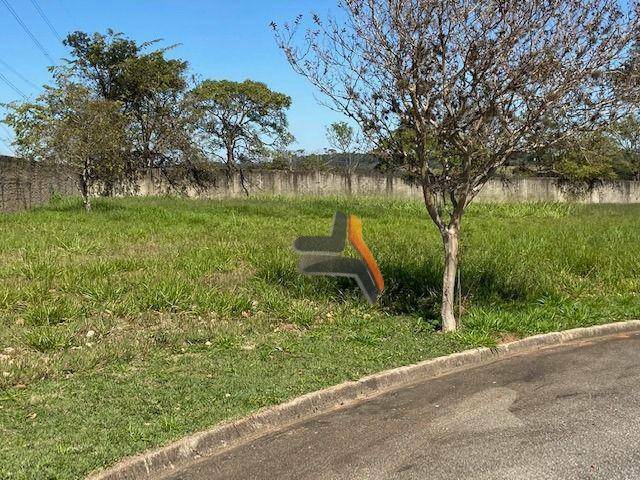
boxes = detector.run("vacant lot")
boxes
[1,196,639,479]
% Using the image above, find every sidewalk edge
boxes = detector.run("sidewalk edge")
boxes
[88,320,640,479]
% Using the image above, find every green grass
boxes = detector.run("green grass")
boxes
[1,196,639,479]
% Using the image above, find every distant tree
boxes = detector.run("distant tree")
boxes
[308,154,333,171]
[5,80,128,211]
[276,0,638,331]
[268,146,305,171]
[190,79,292,173]
[612,114,640,180]
[538,131,622,185]
[326,121,362,173]
[59,30,195,172]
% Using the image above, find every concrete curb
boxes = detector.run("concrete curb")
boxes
[87,320,640,480]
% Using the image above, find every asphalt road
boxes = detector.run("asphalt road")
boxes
[160,332,640,480]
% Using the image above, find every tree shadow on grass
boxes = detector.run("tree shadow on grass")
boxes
[381,258,550,319]
[255,254,549,326]
[380,256,550,318]
[378,261,443,320]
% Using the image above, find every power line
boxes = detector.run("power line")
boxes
[0,58,39,90]
[55,0,77,31]
[29,0,62,42]
[0,0,56,65]
[0,120,16,155]
[0,71,27,99]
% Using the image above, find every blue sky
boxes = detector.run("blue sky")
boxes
[0,0,345,155]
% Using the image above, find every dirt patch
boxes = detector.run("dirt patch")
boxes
[201,262,256,289]
[498,332,521,344]
[275,322,300,333]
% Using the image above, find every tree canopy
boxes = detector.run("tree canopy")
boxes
[3,29,296,207]
[5,79,128,211]
[59,29,193,170]
[190,79,292,171]
[326,121,362,173]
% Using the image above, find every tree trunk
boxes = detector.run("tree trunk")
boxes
[83,194,92,212]
[421,184,462,332]
[441,224,459,332]
[226,148,234,170]
[225,142,236,173]
[80,166,92,212]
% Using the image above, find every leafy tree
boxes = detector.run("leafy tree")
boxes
[612,114,640,180]
[59,29,194,172]
[276,0,638,331]
[268,146,306,171]
[295,152,332,171]
[326,121,362,173]
[540,131,622,185]
[5,80,128,211]
[61,30,139,101]
[190,79,292,172]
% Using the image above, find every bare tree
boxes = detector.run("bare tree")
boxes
[275,0,638,331]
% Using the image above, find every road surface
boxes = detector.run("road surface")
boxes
[160,332,640,480]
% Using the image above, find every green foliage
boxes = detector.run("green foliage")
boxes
[1,197,639,478]
[540,130,622,185]
[326,121,363,173]
[190,79,292,168]
[60,29,188,106]
[4,80,128,209]
[3,29,197,210]
[375,125,452,193]
[60,29,193,170]
[265,147,305,171]
[612,114,640,180]
[294,152,331,171]
[264,149,379,172]
[511,119,640,183]
[326,121,354,152]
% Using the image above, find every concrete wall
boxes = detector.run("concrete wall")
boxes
[0,156,78,213]
[127,169,423,200]
[3,155,640,213]
[131,169,640,204]
[475,176,640,203]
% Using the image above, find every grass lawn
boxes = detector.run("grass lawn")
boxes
[1,196,639,479]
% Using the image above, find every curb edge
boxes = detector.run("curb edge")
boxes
[88,319,640,479]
